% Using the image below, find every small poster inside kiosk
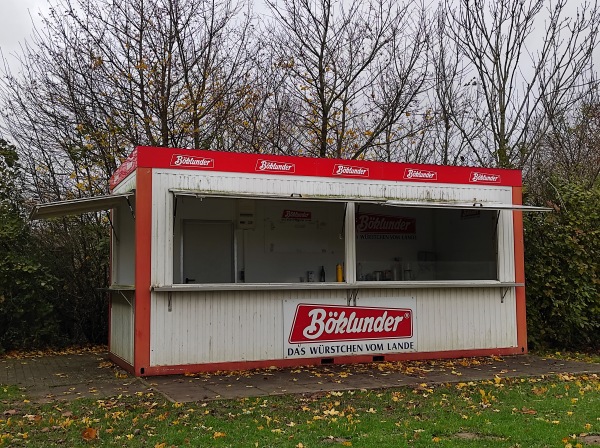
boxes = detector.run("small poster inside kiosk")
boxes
[283,298,417,359]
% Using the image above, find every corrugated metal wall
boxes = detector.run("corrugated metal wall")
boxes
[148,170,517,367]
[149,287,516,366]
[110,293,134,364]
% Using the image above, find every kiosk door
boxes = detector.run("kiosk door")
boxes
[182,220,234,283]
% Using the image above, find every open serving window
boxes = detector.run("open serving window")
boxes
[172,193,347,284]
[355,203,498,281]
[170,191,549,287]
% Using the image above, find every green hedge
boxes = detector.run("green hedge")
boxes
[524,182,600,350]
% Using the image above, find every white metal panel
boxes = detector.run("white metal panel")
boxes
[149,289,349,366]
[111,173,137,286]
[149,287,517,366]
[154,169,512,203]
[30,193,134,220]
[151,182,174,287]
[148,169,519,368]
[112,204,136,286]
[110,293,134,364]
[385,200,551,211]
[357,288,517,352]
[498,210,516,282]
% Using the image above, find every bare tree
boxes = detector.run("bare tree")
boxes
[445,0,600,168]
[0,0,255,202]
[354,5,430,163]
[423,4,484,166]
[264,0,428,159]
[529,74,600,189]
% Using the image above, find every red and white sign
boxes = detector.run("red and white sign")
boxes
[170,154,215,169]
[282,210,312,221]
[283,299,417,358]
[470,171,501,183]
[356,213,416,234]
[256,159,295,173]
[109,148,138,190]
[404,168,438,181]
[289,304,412,343]
[114,146,523,190]
[333,164,370,177]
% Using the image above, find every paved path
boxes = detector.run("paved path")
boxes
[0,351,148,403]
[2,352,599,403]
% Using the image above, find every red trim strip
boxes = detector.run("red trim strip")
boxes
[512,187,527,354]
[134,168,153,376]
[138,347,524,376]
[109,352,135,374]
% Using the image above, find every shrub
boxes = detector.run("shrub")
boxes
[524,182,600,350]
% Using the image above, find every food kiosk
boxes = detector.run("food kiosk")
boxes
[31,146,548,376]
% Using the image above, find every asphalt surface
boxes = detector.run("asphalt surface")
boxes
[1,351,599,403]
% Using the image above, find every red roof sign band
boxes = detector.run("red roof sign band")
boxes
[109,146,521,190]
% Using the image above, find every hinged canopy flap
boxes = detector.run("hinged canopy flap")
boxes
[384,200,553,212]
[170,190,553,211]
[170,189,385,203]
[31,192,135,220]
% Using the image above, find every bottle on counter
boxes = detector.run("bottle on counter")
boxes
[336,263,343,282]
[319,266,326,282]
[393,257,402,281]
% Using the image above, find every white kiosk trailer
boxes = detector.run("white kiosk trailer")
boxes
[32,146,548,376]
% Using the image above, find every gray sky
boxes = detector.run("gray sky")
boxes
[0,0,49,60]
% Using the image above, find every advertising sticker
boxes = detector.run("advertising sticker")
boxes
[283,298,417,358]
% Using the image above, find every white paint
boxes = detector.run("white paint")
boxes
[110,292,134,364]
[149,287,515,366]
[145,169,517,367]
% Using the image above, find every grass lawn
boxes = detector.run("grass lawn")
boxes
[1,372,599,447]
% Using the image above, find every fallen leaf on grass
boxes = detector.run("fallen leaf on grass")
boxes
[24,414,41,422]
[213,431,226,439]
[81,427,98,441]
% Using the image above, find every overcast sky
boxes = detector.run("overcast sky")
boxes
[0,0,50,61]
[0,0,596,72]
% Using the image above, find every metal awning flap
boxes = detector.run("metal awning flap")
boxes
[170,190,552,211]
[385,200,553,212]
[170,189,384,203]
[31,192,135,220]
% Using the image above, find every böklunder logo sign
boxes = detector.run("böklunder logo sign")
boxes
[256,159,295,173]
[470,171,501,183]
[403,168,438,181]
[333,164,369,177]
[289,304,413,343]
[356,213,416,234]
[170,154,215,169]
[282,209,312,221]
